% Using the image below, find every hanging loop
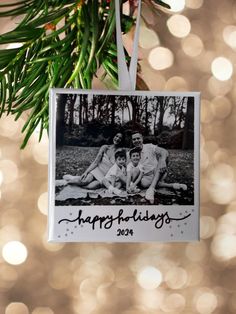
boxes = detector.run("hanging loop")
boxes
[115,0,142,90]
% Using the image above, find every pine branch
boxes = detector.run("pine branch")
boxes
[0,0,170,148]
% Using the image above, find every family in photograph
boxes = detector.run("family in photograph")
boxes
[63,131,187,204]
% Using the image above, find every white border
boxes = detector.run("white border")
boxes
[48,88,200,242]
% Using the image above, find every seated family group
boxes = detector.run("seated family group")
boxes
[63,131,187,204]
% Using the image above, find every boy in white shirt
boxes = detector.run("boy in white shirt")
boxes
[131,131,187,203]
[126,147,144,194]
[102,149,127,196]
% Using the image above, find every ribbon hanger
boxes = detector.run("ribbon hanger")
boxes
[115,0,142,91]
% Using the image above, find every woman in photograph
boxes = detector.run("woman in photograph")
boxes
[63,132,125,189]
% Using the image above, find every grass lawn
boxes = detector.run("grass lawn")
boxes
[56,146,194,206]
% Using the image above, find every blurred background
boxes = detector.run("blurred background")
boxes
[1,0,236,313]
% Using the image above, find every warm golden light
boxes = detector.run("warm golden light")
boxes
[165,76,188,91]
[0,171,3,186]
[37,192,48,216]
[137,266,163,290]
[32,307,54,314]
[208,163,236,205]
[211,96,232,119]
[211,57,233,81]
[5,302,29,314]
[0,1,236,313]
[32,134,48,165]
[139,26,160,49]
[167,14,191,38]
[165,267,188,289]
[211,212,236,261]
[200,99,214,124]
[208,76,232,96]
[200,148,209,171]
[182,33,204,57]
[185,242,207,262]
[0,160,18,184]
[200,216,216,239]
[2,241,28,265]
[0,115,20,138]
[185,0,204,9]
[223,25,236,49]
[208,163,234,183]
[161,293,186,312]
[195,291,218,314]
[212,234,236,261]
[148,47,174,70]
[165,0,186,12]
[137,290,164,310]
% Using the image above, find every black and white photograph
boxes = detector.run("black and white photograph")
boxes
[48,89,200,242]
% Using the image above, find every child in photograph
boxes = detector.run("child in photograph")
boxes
[102,149,127,196]
[126,147,144,194]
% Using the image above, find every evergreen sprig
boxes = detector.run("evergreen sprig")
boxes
[0,0,169,148]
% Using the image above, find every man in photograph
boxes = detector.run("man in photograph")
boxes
[131,131,186,204]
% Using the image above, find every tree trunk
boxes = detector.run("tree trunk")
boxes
[145,96,149,135]
[182,97,194,149]
[79,94,83,125]
[92,96,95,120]
[56,94,67,147]
[68,95,76,134]
[157,96,165,134]
[110,96,116,125]
[84,95,89,122]
[130,96,137,125]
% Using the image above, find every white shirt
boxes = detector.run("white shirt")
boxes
[105,163,126,181]
[140,143,159,174]
[127,162,145,173]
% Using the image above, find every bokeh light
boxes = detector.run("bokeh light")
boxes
[195,291,218,314]
[0,160,18,184]
[0,264,18,291]
[200,216,216,239]
[165,267,188,289]
[167,14,191,38]
[148,47,174,70]
[185,0,204,9]
[137,266,162,290]
[211,212,236,261]
[212,234,236,261]
[0,1,236,313]
[2,241,28,265]
[211,57,233,81]
[165,0,186,12]
[200,100,213,123]
[165,76,188,91]
[207,163,236,205]
[32,133,48,165]
[0,225,22,245]
[5,302,29,314]
[223,25,236,49]
[211,96,232,119]
[161,293,186,312]
[37,192,48,215]
[185,242,207,262]
[0,115,21,138]
[181,34,204,57]
[137,289,164,310]
[139,26,160,49]
[207,76,232,96]
[32,308,54,314]
[0,171,3,186]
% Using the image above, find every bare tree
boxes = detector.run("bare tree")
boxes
[182,97,194,149]
[56,94,67,147]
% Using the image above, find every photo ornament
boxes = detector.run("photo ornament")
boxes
[48,88,200,242]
